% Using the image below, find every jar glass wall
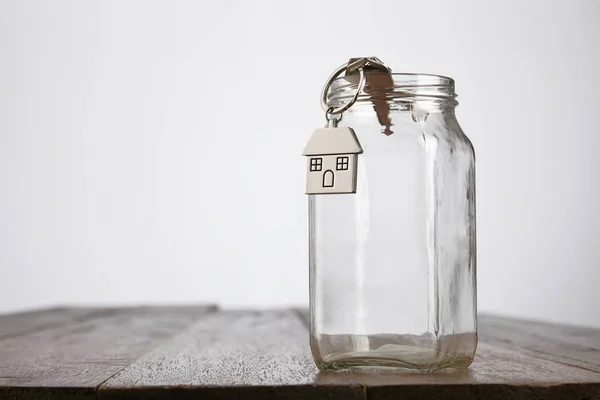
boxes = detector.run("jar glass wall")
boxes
[309,73,477,371]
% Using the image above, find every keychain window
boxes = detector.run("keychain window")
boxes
[310,158,322,172]
[336,157,349,170]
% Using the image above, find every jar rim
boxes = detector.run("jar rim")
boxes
[327,72,458,108]
[372,72,454,84]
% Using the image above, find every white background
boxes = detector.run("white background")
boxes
[1,0,599,327]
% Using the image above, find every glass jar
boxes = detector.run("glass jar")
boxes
[308,71,477,371]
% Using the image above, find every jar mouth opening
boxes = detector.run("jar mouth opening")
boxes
[327,72,458,108]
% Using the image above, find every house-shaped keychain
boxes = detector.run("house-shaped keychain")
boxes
[303,126,363,194]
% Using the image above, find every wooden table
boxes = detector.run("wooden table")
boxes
[0,306,599,399]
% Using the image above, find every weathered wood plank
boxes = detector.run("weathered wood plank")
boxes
[0,387,95,400]
[0,306,216,400]
[0,307,98,340]
[3,307,600,400]
[366,383,600,400]
[100,310,365,400]
[479,314,600,372]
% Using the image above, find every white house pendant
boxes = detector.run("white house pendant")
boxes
[303,126,363,195]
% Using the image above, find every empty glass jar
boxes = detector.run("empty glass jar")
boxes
[308,70,477,371]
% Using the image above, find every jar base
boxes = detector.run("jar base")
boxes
[312,333,476,372]
[317,353,474,372]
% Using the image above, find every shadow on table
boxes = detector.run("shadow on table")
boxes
[315,368,476,386]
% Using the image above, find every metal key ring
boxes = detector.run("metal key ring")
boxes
[320,64,366,115]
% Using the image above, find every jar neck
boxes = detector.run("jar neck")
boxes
[327,72,458,114]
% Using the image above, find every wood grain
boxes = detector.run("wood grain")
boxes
[0,307,97,340]
[100,310,365,400]
[479,314,600,372]
[0,306,215,400]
